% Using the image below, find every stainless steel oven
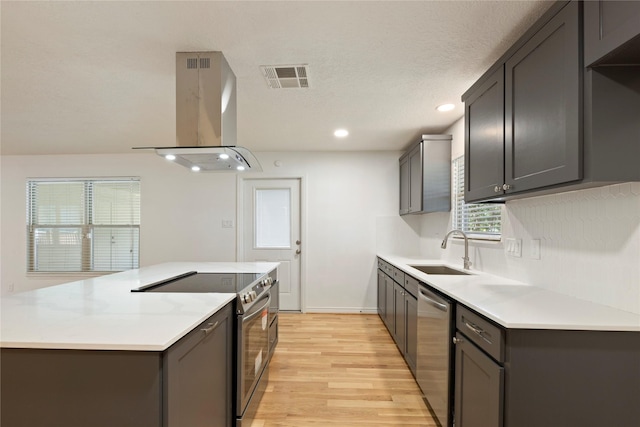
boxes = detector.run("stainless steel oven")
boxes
[236,290,271,427]
[132,268,277,427]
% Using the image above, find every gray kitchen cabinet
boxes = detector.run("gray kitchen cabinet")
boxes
[454,332,504,427]
[377,259,396,334]
[463,1,581,202]
[584,0,640,67]
[403,282,418,374]
[163,302,233,427]
[393,282,406,355]
[463,0,640,203]
[376,258,418,377]
[454,306,505,427]
[504,0,582,195]
[399,154,410,214]
[399,135,452,215]
[377,269,386,321]
[454,304,640,427]
[464,66,505,202]
[384,273,394,333]
[0,302,234,427]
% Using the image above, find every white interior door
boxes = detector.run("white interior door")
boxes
[242,178,301,311]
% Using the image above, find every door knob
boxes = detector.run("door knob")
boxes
[296,240,301,245]
[296,249,301,255]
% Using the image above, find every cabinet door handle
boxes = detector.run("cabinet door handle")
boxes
[494,185,502,193]
[201,321,220,335]
[502,183,512,191]
[453,336,463,344]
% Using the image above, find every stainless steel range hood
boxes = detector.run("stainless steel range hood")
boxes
[150,52,262,172]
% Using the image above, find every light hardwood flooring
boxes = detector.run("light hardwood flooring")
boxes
[252,313,437,427]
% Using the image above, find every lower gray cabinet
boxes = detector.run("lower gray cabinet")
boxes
[163,302,233,427]
[454,332,504,427]
[393,282,406,354]
[0,302,234,427]
[454,304,640,427]
[384,274,394,333]
[377,269,386,321]
[404,290,418,374]
[376,259,418,377]
[1,349,162,427]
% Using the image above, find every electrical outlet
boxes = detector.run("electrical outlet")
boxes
[531,239,541,260]
[222,220,234,229]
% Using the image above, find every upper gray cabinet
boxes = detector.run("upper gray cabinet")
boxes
[464,1,581,202]
[504,1,582,195]
[584,0,640,67]
[462,0,640,203]
[464,67,505,202]
[399,135,452,215]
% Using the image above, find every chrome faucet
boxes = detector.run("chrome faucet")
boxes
[441,229,472,270]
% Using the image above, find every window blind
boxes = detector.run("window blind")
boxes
[452,157,502,237]
[27,178,140,272]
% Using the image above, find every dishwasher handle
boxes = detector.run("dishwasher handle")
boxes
[419,288,449,312]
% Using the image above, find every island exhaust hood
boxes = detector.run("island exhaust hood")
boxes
[139,52,262,172]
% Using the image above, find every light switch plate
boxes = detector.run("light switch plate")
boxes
[505,238,522,257]
[222,220,234,229]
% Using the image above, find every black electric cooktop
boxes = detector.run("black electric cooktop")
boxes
[131,271,265,294]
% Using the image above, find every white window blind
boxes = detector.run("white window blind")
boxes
[27,178,140,272]
[452,157,502,238]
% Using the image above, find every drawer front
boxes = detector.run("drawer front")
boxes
[403,275,419,298]
[378,259,393,276]
[457,305,504,362]
[392,267,405,285]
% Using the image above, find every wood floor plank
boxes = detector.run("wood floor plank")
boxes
[252,313,435,427]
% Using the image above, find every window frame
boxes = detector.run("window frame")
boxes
[26,177,141,273]
[452,156,502,241]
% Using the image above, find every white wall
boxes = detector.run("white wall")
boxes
[1,151,401,313]
[416,118,640,314]
[4,138,637,314]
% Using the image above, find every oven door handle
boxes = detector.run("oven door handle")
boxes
[242,293,272,323]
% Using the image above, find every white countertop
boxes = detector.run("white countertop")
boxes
[0,262,279,351]
[379,254,640,331]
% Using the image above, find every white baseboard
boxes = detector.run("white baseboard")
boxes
[303,307,378,314]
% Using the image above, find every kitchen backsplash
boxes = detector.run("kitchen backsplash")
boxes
[501,182,640,314]
[379,182,640,315]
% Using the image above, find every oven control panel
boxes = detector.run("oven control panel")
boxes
[240,275,274,304]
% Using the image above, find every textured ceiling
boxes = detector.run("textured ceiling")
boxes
[0,1,553,155]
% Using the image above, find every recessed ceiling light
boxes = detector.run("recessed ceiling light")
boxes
[436,103,455,112]
[165,154,176,161]
[237,165,245,171]
[191,166,201,172]
[334,129,349,138]
[219,153,230,160]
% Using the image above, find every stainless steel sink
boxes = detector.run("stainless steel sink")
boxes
[409,265,471,275]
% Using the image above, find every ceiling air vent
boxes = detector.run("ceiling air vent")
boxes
[260,65,310,89]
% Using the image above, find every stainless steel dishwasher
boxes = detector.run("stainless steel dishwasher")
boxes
[417,284,454,427]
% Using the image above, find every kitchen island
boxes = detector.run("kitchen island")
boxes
[1,262,279,427]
